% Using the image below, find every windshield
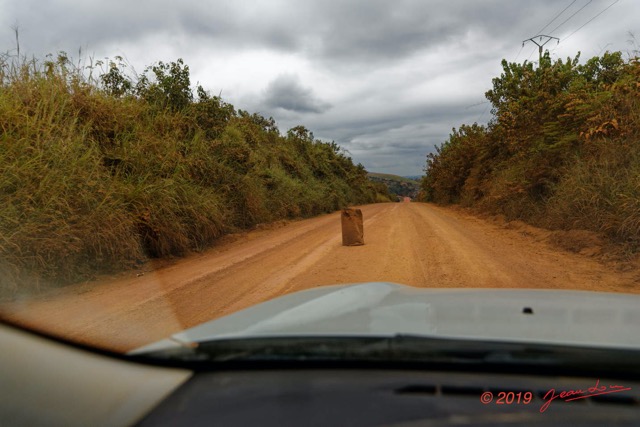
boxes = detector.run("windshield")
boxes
[1,0,639,357]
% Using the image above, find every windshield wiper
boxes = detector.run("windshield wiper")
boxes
[130,335,640,378]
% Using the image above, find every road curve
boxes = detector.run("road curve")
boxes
[2,202,638,352]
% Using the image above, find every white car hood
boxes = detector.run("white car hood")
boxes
[131,282,640,354]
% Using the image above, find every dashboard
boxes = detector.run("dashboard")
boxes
[1,322,639,426]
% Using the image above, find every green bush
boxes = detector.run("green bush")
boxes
[545,140,640,246]
[0,54,386,291]
[421,52,640,249]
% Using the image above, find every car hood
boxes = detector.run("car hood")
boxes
[130,282,640,354]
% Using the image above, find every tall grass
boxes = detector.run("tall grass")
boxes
[421,52,640,252]
[545,140,640,246]
[0,54,382,293]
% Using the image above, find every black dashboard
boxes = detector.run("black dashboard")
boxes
[137,368,640,426]
[1,323,639,427]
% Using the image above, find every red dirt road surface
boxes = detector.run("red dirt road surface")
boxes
[2,203,638,352]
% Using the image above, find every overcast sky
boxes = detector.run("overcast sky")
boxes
[2,0,638,175]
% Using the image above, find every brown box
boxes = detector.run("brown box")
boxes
[341,208,364,246]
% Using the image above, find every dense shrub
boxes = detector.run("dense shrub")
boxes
[0,54,384,290]
[422,52,640,248]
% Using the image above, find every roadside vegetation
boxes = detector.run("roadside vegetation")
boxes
[0,53,387,291]
[421,50,640,253]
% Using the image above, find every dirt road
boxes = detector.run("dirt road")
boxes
[2,202,638,352]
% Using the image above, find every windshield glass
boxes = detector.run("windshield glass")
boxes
[1,0,639,356]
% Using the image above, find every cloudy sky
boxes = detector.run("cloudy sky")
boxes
[2,0,638,175]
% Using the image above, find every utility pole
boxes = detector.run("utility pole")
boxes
[522,35,559,64]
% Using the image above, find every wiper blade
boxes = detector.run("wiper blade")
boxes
[131,335,640,377]
[135,336,393,362]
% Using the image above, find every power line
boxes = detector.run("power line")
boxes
[536,0,578,34]
[465,100,488,109]
[476,103,490,124]
[560,0,619,44]
[550,0,620,57]
[513,43,525,62]
[548,0,592,35]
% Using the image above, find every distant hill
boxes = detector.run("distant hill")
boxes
[368,172,419,183]
[367,173,420,199]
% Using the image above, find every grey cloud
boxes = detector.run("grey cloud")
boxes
[3,0,561,64]
[263,74,331,114]
[3,0,636,176]
[313,101,476,143]
[299,100,488,174]
[293,0,560,65]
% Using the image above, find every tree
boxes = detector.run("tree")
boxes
[99,56,133,97]
[136,58,192,111]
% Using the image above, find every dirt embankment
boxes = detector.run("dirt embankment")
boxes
[2,203,638,353]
